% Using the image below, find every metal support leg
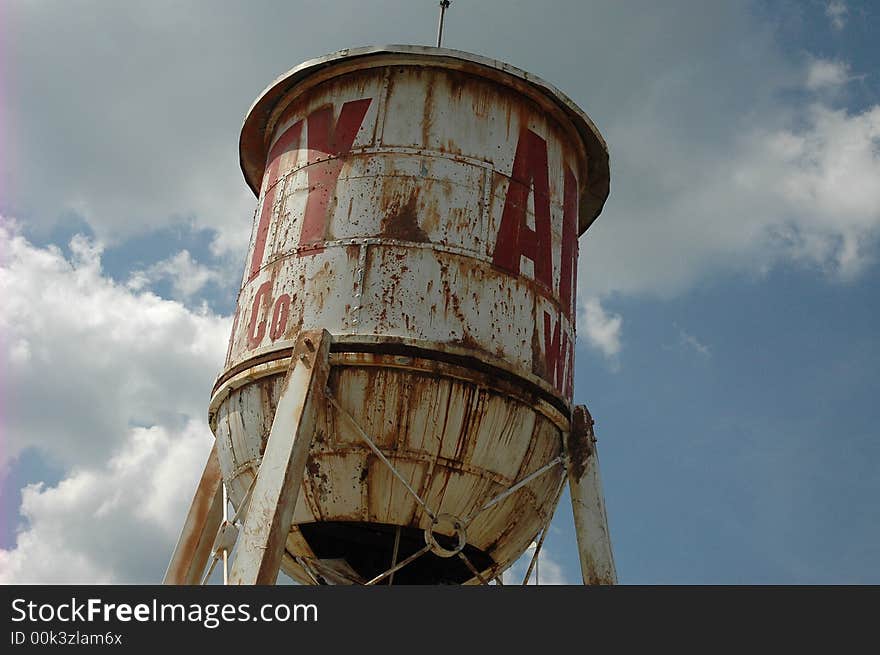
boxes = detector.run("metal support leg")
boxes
[228,329,332,585]
[163,443,223,584]
[564,405,617,585]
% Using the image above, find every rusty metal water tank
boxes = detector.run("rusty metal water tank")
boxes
[208,45,610,584]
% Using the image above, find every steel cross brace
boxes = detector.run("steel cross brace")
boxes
[164,329,332,585]
[228,329,332,584]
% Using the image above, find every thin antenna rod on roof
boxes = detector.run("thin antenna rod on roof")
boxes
[437,1,451,47]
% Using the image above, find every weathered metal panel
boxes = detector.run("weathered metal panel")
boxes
[224,61,586,400]
[211,47,611,584]
[467,391,536,480]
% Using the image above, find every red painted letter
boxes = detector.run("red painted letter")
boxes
[300,98,372,248]
[559,166,578,319]
[246,281,273,350]
[248,120,304,280]
[269,293,291,341]
[493,127,553,289]
[543,311,570,396]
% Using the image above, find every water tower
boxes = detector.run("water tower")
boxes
[165,44,615,585]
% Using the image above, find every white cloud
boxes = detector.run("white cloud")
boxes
[0,220,229,582]
[0,220,229,470]
[806,59,850,91]
[826,1,848,31]
[502,544,571,585]
[579,297,623,360]
[744,104,880,279]
[580,89,880,300]
[1,1,447,256]
[0,420,212,584]
[679,329,711,358]
[129,249,226,300]
[577,56,879,360]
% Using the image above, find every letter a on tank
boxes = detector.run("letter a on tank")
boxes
[492,126,554,290]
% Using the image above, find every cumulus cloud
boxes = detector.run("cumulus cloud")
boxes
[0,220,229,470]
[579,297,622,360]
[580,74,880,300]
[0,220,229,582]
[679,329,711,358]
[826,1,848,31]
[128,249,226,300]
[806,58,851,91]
[502,544,571,585]
[576,51,877,359]
[742,104,880,279]
[0,420,212,584]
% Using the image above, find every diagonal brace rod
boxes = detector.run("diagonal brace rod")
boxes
[365,545,431,586]
[463,455,564,526]
[522,475,566,585]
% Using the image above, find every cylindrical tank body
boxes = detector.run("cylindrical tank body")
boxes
[209,46,610,584]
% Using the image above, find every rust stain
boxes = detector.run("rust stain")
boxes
[454,332,481,350]
[530,324,545,378]
[422,70,434,149]
[306,456,331,503]
[436,257,472,345]
[284,292,302,341]
[568,405,596,480]
[380,191,428,242]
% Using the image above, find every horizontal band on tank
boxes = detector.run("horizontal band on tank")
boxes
[249,236,575,320]
[261,146,504,197]
[260,146,589,211]
[239,45,609,235]
[210,335,572,423]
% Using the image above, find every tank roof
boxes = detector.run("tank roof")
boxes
[239,45,610,235]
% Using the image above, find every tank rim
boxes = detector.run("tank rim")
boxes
[238,44,610,235]
[208,337,574,434]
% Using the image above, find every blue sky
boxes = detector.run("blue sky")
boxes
[585,265,880,583]
[1,1,878,583]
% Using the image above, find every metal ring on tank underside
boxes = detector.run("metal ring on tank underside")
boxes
[209,342,572,433]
